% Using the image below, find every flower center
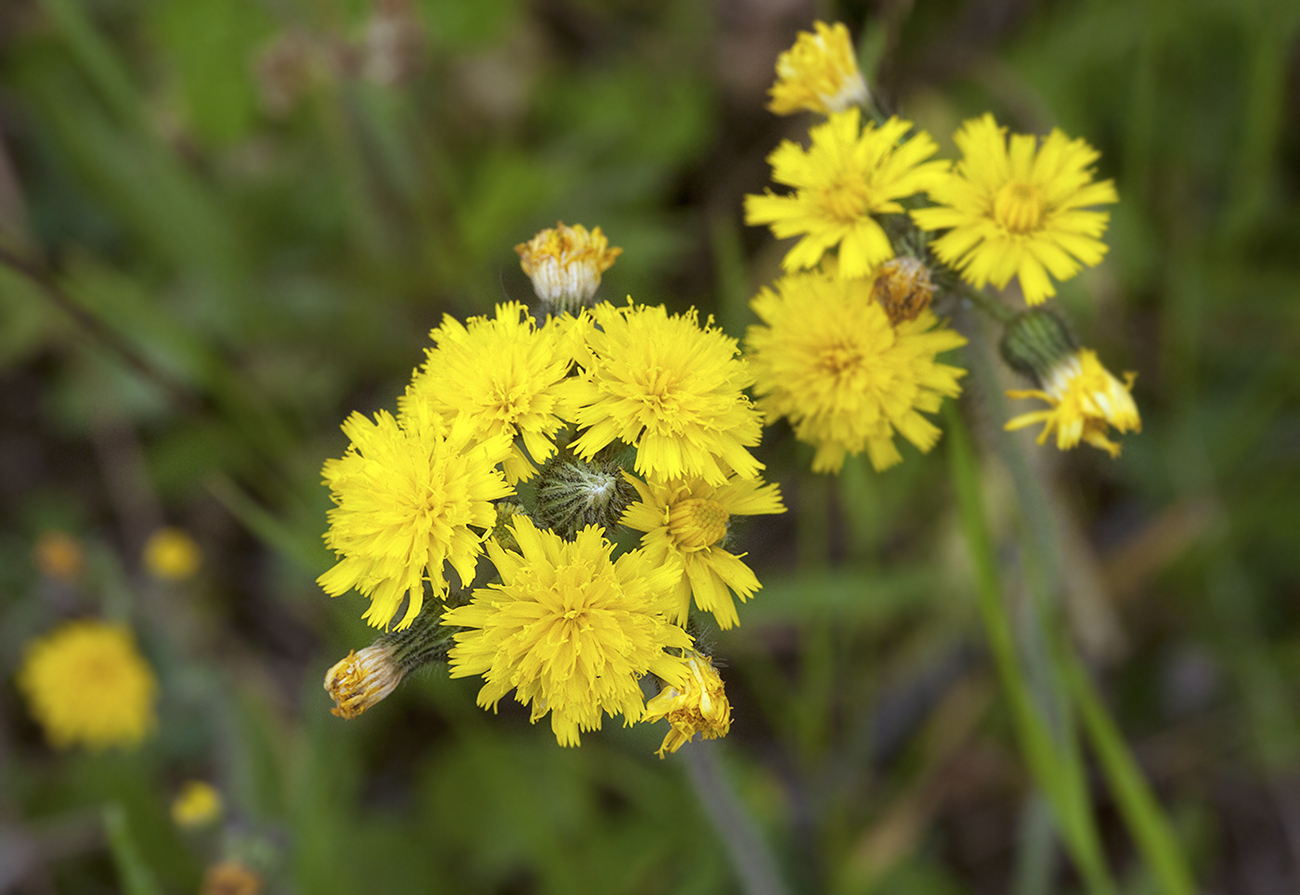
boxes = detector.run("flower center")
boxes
[817,341,864,379]
[993,181,1045,234]
[821,177,873,223]
[668,498,729,552]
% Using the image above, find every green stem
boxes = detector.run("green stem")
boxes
[951,281,1017,324]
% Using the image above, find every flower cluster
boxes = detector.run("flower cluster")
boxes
[745,20,1139,460]
[319,224,784,754]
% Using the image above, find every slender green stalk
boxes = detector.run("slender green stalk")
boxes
[952,281,1017,324]
[945,404,1117,895]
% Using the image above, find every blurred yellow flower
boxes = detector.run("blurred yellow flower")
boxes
[912,113,1118,306]
[17,620,157,750]
[1005,348,1140,456]
[402,302,576,485]
[767,21,869,116]
[745,108,947,279]
[201,860,262,895]
[621,472,785,630]
[515,222,621,311]
[562,301,764,486]
[143,527,201,581]
[317,404,512,630]
[443,515,692,747]
[33,530,85,582]
[746,272,967,472]
[643,652,731,758]
[172,780,223,828]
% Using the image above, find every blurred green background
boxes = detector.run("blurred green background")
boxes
[1,0,1298,892]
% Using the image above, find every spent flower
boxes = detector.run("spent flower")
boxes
[515,222,621,312]
[643,652,732,758]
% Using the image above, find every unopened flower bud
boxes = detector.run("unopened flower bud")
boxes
[324,645,403,719]
[999,308,1078,383]
[533,457,635,540]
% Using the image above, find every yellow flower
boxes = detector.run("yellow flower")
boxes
[1005,348,1140,457]
[317,404,512,630]
[561,301,764,486]
[515,222,621,311]
[172,780,223,828]
[443,515,693,747]
[33,531,85,582]
[643,652,731,758]
[17,620,157,750]
[402,302,576,484]
[745,272,967,473]
[767,21,869,116]
[323,644,404,719]
[143,527,201,581]
[621,472,785,630]
[745,108,947,279]
[911,113,1119,306]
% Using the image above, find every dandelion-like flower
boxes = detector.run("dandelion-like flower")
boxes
[172,780,223,828]
[767,21,869,116]
[745,108,947,279]
[621,472,785,630]
[323,644,405,719]
[143,527,201,581]
[911,113,1119,306]
[643,652,732,758]
[403,302,575,484]
[515,222,621,312]
[442,515,693,747]
[1005,348,1140,457]
[561,301,764,485]
[746,272,967,473]
[17,620,157,750]
[317,405,512,630]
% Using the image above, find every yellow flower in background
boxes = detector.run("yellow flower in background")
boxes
[912,113,1118,306]
[17,620,157,750]
[33,530,85,582]
[745,108,947,279]
[643,652,732,758]
[172,780,223,828]
[562,301,764,486]
[143,527,201,581]
[443,515,693,747]
[621,472,785,630]
[317,404,512,630]
[201,861,262,895]
[515,222,621,311]
[746,273,967,473]
[323,644,404,719]
[402,302,576,484]
[767,21,869,116]
[1005,348,1140,456]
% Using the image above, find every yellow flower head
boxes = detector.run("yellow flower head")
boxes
[621,472,785,630]
[317,405,512,630]
[561,301,764,485]
[1005,348,1139,457]
[745,273,967,473]
[515,222,622,311]
[172,780,223,828]
[17,620,157,750]
[443,515,693,747]
[143,527,202,581]
[911,113,1119,306]
[323,644,404,719]
[33,531,85,582]
[767,21,869,116]
[745,108,947,279]
[643,652,732,758]
[402,302,576,484]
